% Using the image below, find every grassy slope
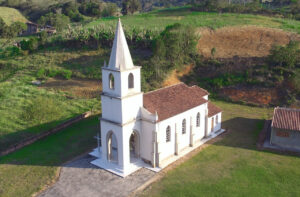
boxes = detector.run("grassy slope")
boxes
[0,47,104,149]
[0,7,27,25]
[0,115,98,197]
[140,101,300,197]
[86,7,300,34]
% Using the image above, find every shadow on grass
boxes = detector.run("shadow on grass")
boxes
[0,116,81,151]
[0,115,99,168]
[214,117,300,158]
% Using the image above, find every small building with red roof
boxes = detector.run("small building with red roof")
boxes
[270,107,300,150]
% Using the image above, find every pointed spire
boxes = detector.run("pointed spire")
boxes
[108,18,134,70]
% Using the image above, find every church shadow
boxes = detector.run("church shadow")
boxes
[213,117,263,151]
[0,115,99,169]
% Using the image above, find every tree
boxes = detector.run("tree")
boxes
[121,0,141,15]
[0,17,6,37]
[0,21,26,38]
[268,41,299,68]
[102,3,118,17]
[38,13,70,31]
[62,2,84,22]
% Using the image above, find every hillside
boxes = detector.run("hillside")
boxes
[197,26,300,58]
[85,7,300,34]
[0,6,299,157]
[0,7,27,25]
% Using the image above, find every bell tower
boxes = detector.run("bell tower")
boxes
[99,19,143,175]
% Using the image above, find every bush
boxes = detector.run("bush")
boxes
[38,13,70,32]
[48,68,59,77]
[36,68,46,78]
[0,46,21,58]
[20,37,39,52]
[268,41,299,68]
[61,69,72,79]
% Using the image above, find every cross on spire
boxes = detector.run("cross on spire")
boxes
[107,18,134,70]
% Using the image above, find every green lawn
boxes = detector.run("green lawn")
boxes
[0,115,98,197]
[0,48,104,149]
[0,101,299,197]
[84,7,300,34]
[140,101,300,197]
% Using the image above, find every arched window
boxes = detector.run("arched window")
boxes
[109,73,114,89]
[166,126,171,142]
[128,73,134,89]
[196,113,200,127]
[182,119,186,134]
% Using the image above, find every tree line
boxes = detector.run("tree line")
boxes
[191,0,300,20]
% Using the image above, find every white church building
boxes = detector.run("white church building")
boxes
[90,19,224,177]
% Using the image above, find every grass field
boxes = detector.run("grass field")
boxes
[0,7,27,25]
[140,101,300,197]
[0,115,98,197]
[1,100,299,197]
[0,47,105,150]
[85,7,300,34]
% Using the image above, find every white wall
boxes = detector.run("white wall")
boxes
[101,66,143,125]
[120,68,141,97]
[156,103,207,161]
[121,93,143,123]
[102,67,140,98]
[207,112,222,136]
[102,69,121,97]
[101,95,122,123]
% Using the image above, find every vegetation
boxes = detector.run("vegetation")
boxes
[121,0,142,15]
[0,47,102,149]
[0,115,99,197]
[142,23,198,91]
[0,17,26,38]
[140,100,300,197]
[38,13,70,32]
[191,0,300,21]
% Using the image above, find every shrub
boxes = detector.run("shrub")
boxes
[20,37,39,52]
[47,68,59,77]
[61,69,72,79]
[36,68,46,78]
[268,41,299,68]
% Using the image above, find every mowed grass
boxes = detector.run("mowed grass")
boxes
[0,47,106,149]
[87,7,300,34]
[0,115,99,197]
[140,101,300,197]
[0,7,27,25]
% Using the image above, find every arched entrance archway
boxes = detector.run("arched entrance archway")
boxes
[129,130,140,163]
[107,131,118,163]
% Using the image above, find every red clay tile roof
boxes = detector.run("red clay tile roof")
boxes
[143,83,208,122]
[271,107,300,131]
[208,101,222,117]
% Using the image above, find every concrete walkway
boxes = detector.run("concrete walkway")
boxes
[38,155,155,197]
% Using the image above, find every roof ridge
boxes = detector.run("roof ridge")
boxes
[144,82,185,95]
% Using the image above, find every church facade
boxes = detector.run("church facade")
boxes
[90,19,223,177]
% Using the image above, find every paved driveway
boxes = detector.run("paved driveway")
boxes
[38,155,155,197]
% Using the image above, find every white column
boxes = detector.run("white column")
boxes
[175,123,179,155]
[190,116,194,147]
